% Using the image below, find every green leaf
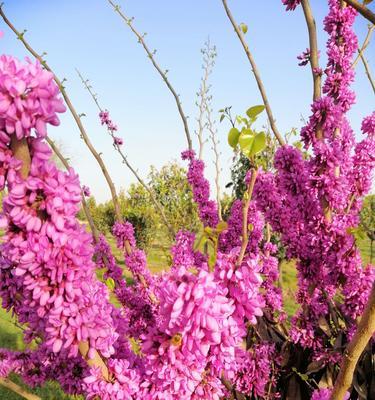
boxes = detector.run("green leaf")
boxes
[216,221,228,232]
[239,23,248,34]
[246,105,265,120]
[300,373,309,382]
[347,226,367,241]
[204,226,214,235]
[238,129,254,152]
[105,277,115,291]
[220,114,225,123]
[228,127,240,148]
[250,131,266,156]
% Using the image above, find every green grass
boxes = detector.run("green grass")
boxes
[0,235,372,398]
[0,307,78,399]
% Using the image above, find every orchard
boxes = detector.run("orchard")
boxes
[0,1,374,399]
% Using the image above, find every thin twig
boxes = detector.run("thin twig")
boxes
[0,378,41,400]
[359,50,375,94]
[75,69,176,238]
[196,39,215,159]
[301,0,322,101]
[0,5,122,222]
[352,24,374,68]
[206,102,222,221]
[46,137,100,241]
[330,283,375,400]
[344,0,375,25]
[236,168,258,266]
[108,0,192,151]
[221,0,285,147]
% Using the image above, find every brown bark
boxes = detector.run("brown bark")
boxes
[300,0,322,101]
[330,283,375,399]
[344,0,375,24]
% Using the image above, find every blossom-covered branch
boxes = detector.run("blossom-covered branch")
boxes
[107,0,193,151]
[45,136,100,241]
[221,0,286,146]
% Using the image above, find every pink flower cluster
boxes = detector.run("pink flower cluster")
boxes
[256,0,375,362]
[0,56,118,361]
[0,55,65,140]
[282,0,301,11]
[99,109,123,147]
[181,149,219,227]
[0,344,88,395]
[233,345,278,397]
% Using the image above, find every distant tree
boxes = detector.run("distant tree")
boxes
[360,194,375,263]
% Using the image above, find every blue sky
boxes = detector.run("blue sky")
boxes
[1,1,374,202]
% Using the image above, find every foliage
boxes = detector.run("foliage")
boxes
[360,194,375,263]
[80,162,200,249]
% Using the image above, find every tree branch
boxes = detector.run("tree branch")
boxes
[0,5,122,222]
[75,69,176,239]
[10,136,31,179]
[107,0,193,151]
[206,100,222,221]
[330,283,375,400]
[301,0,322,101]
[359,48,375,94]
[221,0,285,146]
[352,24,374,68]
[0,377,41,400]
[344,0,375,25]
[195,39,215,160]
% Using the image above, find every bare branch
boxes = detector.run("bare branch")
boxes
[352,24,374,68]
[331,283,375,400]
[359,49,375,94]
[75,69,176,238]
[0,378,41,400]
[301,0,322,101]
[195,39,216,159]
[344,0,375,25]
[206,103,222,221]
[107,0,193,151]
[0,5,122,222]
[221,0,285,146]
